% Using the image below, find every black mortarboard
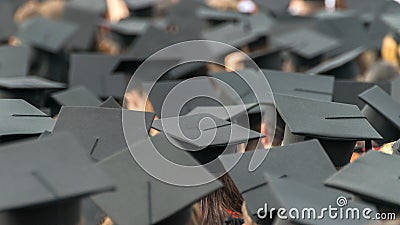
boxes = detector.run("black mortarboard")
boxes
[92,133,222,225]
[152,113,264,164]
[0,99,55,142]
[18,17,78,53]
[142,77,222,118]
[63,0,104,50]
[254,0,290,15]
[197,6,244,25]
[275,94,382,166]
[314,12,369,57]
[52,107,155,161]
[69,54,127,98]
[202,22,263,49]
[333,80,391,109]
[325,150,400,212]
[99,96,121,109]
[0,76,65,109]
[345,0,387,22]
[51,86,102,107]
[306,47,365,79]
[392,76,400,103]
[263,69,334,102]
[0,46,30,77]
[270,28,340,67]
[102,18,150,37]
[0,132,114,225]
[243,47,284,70]
[359,85,400,144]
[0,2,17,42]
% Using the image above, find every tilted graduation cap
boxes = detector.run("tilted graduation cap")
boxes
[359,85,400,144]
[270,28,340,68]
[218,140,350,222]
[0,46,30,77]
[99,96,121,109]
[275,94,382,167]
[306,47,365,79]
[102,18,150,37]
[0,132,114,225]
[333,80,391,109]
[52,107,155,161]
[345,0,387,23]
[92,134,222,225]
[0,2,17,42]
[0,99,55,142]
[69,54,128,99]
[314,12,369,57]
[263,69,334,102]
[18,17,78,53]
[51,86,102,107]
[325,150,400,212]
[152,113,264,163]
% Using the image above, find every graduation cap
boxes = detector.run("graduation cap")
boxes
[263,69,334,102]
[306,47,365,79]
[218,140,350,222]
[104,18,150,36]
[152,113,264,163]
[359,85,400,144]
[69,54,127,98]
[197,6,244,25]
[91,135,222,225]
[367,14,390,50]
[333,80,391,109]
[18,17,78,53]
[325,150,400,212]
[0,99,55,142]
[99,96,121,109]
[275,94,382,167]
[270,28,340,68]
[142,77,222,118]
[202,22,264,49]
[0,132,114,225]
[243,47,284,70]
[345,0,387,22]
[63,0,104,50]
[314,12,369,57]
[52,106,155,161]
[0,2,17,42]
[51,86,102,107]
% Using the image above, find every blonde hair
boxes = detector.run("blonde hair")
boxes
[382,34,400,67]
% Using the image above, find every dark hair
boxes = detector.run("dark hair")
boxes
[200,174,243,225]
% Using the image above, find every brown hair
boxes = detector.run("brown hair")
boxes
[200,174,243,225]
